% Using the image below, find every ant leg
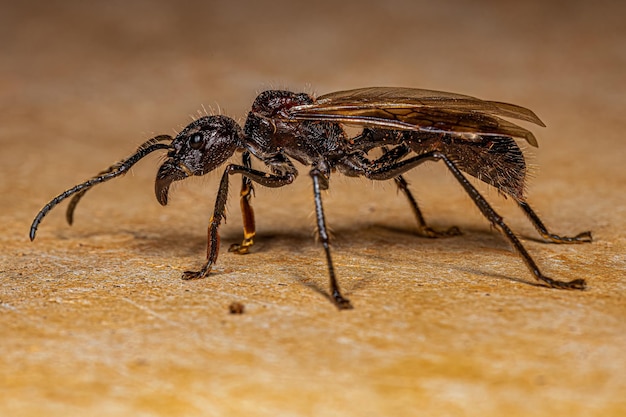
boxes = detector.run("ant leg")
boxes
[182,164,295,280]
[367,151,586,290]
[517,201,592,244]
[375,146,461,238]
[310,168,353,310]
[229,152,257,254]
[394,174,462,238]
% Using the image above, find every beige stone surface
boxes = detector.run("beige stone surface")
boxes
[1,1,625,416]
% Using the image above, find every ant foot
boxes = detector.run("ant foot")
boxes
[545,230,592,244]
[573,231,593,243]
[543,276,586,290]
[332,292,353,310]
[418,225,462,239]
[182,270,206,280]
[228,243,250,254]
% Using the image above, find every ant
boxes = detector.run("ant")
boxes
[30,87,592,310]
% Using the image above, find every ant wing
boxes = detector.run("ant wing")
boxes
[315,87,545,126]
[290,87,544,147]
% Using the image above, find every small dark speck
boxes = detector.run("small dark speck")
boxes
[229,301,245,314]
[133,358,149,366]
[534,375,547,386]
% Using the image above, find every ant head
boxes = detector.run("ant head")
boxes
[155,115,243,205]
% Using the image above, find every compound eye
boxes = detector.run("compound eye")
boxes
[189,133,204,149]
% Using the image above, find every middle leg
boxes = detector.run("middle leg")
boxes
[310,168,353,310]
[376,145,461,238]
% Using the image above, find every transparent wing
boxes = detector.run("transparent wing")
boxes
[290,87,544,147]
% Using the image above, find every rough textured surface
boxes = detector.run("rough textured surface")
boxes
[1,1,625,416]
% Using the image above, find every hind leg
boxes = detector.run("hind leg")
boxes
[517,201,592,244]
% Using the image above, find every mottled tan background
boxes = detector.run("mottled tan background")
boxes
[1,1,625,416]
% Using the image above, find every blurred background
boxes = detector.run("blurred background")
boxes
[2,0,624,224]
[0,0,626,211]
[2,0,623,133]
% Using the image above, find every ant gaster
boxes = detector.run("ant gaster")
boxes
[30,87,592,310]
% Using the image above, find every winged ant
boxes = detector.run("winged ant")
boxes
[30,87,592,309]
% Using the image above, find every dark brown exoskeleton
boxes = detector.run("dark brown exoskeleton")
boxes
[30,87,592,309]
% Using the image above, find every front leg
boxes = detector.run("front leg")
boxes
[182,163,295,280]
